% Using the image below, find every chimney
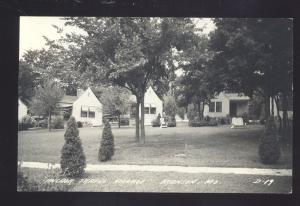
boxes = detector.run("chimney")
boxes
[77,89,84,97]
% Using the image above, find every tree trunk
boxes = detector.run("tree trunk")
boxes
[271,96,274,116]
[264,95,270,121]
[274,96,282,133]
[118,114,120,128]
[140,94,145,144]
[197,99,202,120]
[202,102,205,118]
[135,101,140,142]
[48,109,51,131]
[282,93,288,140]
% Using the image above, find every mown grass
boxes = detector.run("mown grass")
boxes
[18,124,292,169]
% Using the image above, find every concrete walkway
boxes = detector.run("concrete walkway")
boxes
[18,161,292,177]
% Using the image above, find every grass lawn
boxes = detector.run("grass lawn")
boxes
[18,124,292,169]
[19,167,292,193]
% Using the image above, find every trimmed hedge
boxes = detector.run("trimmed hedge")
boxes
[188,118,218,127]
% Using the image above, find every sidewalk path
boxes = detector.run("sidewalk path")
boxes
[19,161,292,176]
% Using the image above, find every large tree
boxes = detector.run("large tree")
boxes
[94,86,132,128]
[174,35,214,120]
[18,61,39,104]
[58,17,197,144]
[209,18,293,136]
[30,80,64,131]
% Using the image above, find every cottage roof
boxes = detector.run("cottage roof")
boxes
[224,93,250,101]
[60,95,78,104]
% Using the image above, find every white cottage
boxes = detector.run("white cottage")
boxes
[71,87,103,126]
[203,92,250,117]
[129,86,163,125]
[18,99,28,121]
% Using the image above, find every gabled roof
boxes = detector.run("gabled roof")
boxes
[224,93,250,101]
[60,95,78,104]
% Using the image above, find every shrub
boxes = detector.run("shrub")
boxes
[17,166,39,191]
[51,116,64,129]
[17,166,73,191]
[259,116,281,164]
[39,119,48,128]
[98,120,115,162]
[177,107,186,120]
[60,116,86,178]
[63,110,71,120]
[240,113,249,124]
[167,116,176,127]
[188,117,218,127]
[18,115,35,131]
[120,118,129,126]
[77,121,83,128]
[151,118,161,127]
[217,117,231,125]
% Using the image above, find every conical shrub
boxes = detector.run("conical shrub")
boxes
[259,116,281,164]
[98,119,115,162]
[60,116,86,177]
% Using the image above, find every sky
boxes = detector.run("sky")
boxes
[19,17,216,59]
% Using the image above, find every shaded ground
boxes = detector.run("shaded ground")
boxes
[18,124,292,169]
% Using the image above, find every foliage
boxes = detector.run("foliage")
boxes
[209,19,293,115]
[189,117,218,127]
[58,17,199,143]
[30,80,64,131]
[50,116,64,129]
[18,115,35,131]
[163,94,178,117]
[177,107,186,120]
[259,116,281,164]
[98,120,115,162]
[166,116,176,127]
[18,61,38,104]
[120,118,130,126]
[187,104,198,121]
[95,85,132,127]
[17,166,73,191]
[60,116,86,177]
[77,121,83,128]
[39,119,48,128]
[240,113,249,124]
[217,116,231,125]
[151,114,161,127]
[174,35,213,120]
[63,110,72,120]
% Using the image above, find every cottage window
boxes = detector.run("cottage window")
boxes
[88,107,96,118]
[144,107,150,114]
[209,102,215,112]
[81,111,87,117]
[216,102,222,112]
[81,106,88,117]
[150,107,156,114]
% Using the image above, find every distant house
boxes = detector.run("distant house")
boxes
[18,99,28,121]
[203,92,250,118]
[129,86,163,125]
[71,87,103,126]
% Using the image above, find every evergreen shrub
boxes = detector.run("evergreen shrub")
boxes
[60,116,86,177]
[98,119,115,162]
[259,116,281,164]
